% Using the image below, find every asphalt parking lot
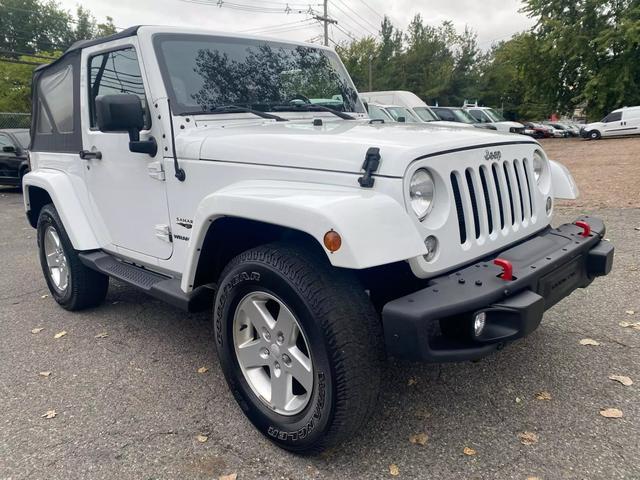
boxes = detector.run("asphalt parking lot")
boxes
[1,138,639,480]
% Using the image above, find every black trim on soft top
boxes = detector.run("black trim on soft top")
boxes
[34,25,141,74]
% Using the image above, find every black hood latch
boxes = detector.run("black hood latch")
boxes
[358,147,381,188]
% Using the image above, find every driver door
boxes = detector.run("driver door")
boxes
[80,39,173,260]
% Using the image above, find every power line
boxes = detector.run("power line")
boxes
[240,18,313,33]
[0,4,124,30]
[0,57,43,66]
[333,23,358,42]
[355,0,384,21]
[332,0,378,33]
[179,0,313,14]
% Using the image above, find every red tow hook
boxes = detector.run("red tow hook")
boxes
[575,220,591,237]
[493,258,514,281]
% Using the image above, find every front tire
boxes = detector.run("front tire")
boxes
[588,130,601,140]
[37,204,109,310]
[213,243,382,453]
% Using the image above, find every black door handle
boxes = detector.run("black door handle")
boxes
[79,150,102,160]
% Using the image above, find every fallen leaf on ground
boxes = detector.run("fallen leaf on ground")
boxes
[619,321,632,327]
[535,391,552,401]
[42,410,56,419]
[31,327,44,334]
[54,331,67,339]
[39,371,51,377]
[463,447,477,456]
[414,408,431,420]
[41,294,49,299]
[579,338,600,346]
[197,366,209,374]
[389,464,400,476]
[407,377,417,386]
[609,375,633,386]
[94,332,109,338]
[515,396,522,404]
[219,474,237,480]
[626,310,636,315]
[600,408,623,418]
[409,433,428,445]
[196,434,208,443]
[527,477,542,480]
[518,431,539,445]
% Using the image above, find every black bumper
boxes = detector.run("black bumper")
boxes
[382,216,614,362]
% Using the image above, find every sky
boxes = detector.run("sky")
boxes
[55,0,535,49]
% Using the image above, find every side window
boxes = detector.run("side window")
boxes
[37,64,74,134]
[603,111,622,123]
[436,109,455,121]
[89,47,150,128]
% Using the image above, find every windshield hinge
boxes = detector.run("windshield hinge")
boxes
[147,161,165,181]
[358,147,381,188]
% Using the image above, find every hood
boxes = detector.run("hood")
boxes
[429,120,475,129]
[180,118,537,178]
[498,121,525,129]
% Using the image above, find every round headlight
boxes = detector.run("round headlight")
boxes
[409,169,435,219]
[533,150,545,183]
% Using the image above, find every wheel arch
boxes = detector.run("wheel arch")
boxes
[181,180,426,292]
[23,170,100,250]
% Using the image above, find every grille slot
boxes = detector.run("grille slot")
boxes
[451,159,536,245]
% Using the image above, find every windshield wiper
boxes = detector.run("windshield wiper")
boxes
[272,104,356,120]
[180,105,289,122]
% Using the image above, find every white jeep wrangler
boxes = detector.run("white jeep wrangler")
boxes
[24,26,614,453]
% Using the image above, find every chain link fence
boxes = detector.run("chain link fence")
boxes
[0,112,31,129]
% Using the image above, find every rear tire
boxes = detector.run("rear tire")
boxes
[213,242,383,453]
[37,204,109,310]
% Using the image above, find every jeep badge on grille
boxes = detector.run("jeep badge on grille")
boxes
[484,150,502,161]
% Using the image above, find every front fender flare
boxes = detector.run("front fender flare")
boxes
[23,170,100,250]
[549,159,579,200]
[181,180,426,292]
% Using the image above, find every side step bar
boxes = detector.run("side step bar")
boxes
[78,251,214,312]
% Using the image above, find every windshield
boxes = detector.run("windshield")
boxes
[385,106,420,123]
[13,131,30,149]
[412,106,438,122]
[485,108,506,122]
[452,109,476,124]
[367,104,392,121]
[154,34,364,115]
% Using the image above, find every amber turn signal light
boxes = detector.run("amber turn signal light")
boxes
[323,230,342,252]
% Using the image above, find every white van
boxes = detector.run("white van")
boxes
[582,106,640,140]
[462,101,525,133]
[360,90,473,128]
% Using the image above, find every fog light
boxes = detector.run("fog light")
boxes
[423,235,438,262]
[546,196,553,215]
[473,312,486,337]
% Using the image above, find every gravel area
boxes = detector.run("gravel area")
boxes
[1,137,639,479]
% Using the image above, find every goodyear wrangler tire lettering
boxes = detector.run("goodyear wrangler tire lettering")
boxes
[213,243,382,453]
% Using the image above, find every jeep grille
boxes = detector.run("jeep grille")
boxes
[450,158,535,245]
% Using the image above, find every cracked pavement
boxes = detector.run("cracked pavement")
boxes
[1,151,639,478]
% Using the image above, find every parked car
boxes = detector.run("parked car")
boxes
[378,104,421,123]
[522,122,552,139]
[462,101,525,133]
[24,25,613,453]
[365,102,395,122]
[582,106,640,140]
[542,123,569,138]
[360,90,474,128]
[430,106,497,130]
[546,122,577,137]
[0,128,30,187]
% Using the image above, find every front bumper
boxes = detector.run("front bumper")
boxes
[382,216,614,362]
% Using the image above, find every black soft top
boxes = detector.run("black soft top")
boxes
[34,25,141,73]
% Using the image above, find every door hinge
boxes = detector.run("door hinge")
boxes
[155,224,172,242]
[147,161,165,181]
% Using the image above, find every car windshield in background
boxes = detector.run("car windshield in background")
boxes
[13,131,30,149]
[386,107,419,122]
[412,107,439,122]
[485,108,506,122]
[452,109,477,124]
[154,34,364,115]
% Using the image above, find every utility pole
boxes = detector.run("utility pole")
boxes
[368,54,373,91]
[313,0,337,46]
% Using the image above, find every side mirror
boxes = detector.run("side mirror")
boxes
[95,94,157,156]
[2,145,16,153]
